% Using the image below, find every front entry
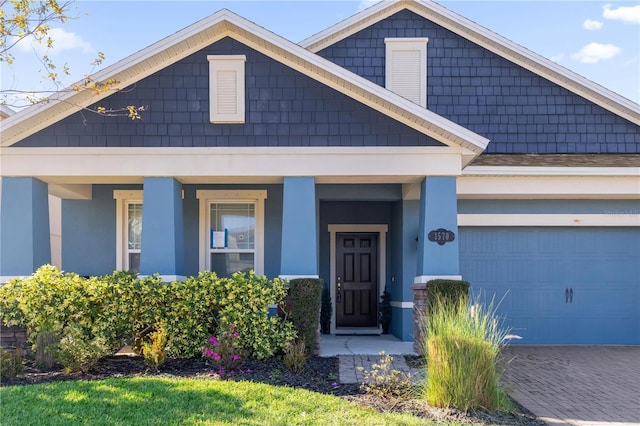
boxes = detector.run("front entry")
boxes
[335,233,378,328]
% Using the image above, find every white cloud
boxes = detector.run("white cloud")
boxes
[358,0,382,12]
[571,42,621,63]
[550,53,565,62]
[15,27,94,56]
[603,4,640,24]
[582,19,603,30]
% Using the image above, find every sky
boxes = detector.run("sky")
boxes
[1,0,639,110]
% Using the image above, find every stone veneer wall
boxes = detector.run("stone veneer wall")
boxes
[411,284,428,355]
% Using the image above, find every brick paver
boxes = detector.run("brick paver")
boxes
[502,346,640,426]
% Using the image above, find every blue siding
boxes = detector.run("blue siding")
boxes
[16,37,442,149]
[62,185,124,276]
[460,227,640,344]
[318,9,640,154]
[0,177,51,276]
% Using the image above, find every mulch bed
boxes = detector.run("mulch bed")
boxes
[2,355,545,425]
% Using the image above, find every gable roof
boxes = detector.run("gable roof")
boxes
[0,8,488,162]
[300,0,640,126]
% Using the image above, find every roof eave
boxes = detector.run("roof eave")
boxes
[1,8,486,156]
[300,0,639,126]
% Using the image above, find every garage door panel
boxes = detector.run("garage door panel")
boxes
[461,227,640,345]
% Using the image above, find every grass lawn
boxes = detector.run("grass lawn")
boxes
[0,376,461,425]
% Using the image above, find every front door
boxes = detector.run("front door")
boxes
[336,233,378,328]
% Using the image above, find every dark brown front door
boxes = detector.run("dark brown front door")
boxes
[336,233,378,327]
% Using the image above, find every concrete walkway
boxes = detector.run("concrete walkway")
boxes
[501,346,640,426]
[319,335,422,384]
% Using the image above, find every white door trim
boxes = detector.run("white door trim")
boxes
[328,224,388,334]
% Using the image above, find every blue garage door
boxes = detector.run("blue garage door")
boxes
[460,228,640,345]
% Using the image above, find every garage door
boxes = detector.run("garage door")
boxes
[460,228,640,345]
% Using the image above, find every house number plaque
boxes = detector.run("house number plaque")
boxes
[428,228,455,245]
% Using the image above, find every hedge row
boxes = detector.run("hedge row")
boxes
[0,265,296,359]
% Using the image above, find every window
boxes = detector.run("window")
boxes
[384,38,429,107]
[208,55,246,123]
[114,190,143,272]
[197,190,266,276]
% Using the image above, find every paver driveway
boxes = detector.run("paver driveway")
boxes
[501,346,640,426]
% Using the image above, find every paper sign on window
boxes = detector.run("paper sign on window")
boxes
[211,229,227,248]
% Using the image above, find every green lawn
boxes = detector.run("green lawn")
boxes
[0,377,458,425]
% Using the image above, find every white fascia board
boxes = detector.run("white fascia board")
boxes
[463,166,640,177]
[457,175,640,199]
[0,146,463,181]
[301,0,639,125]
[0,8,487,155]
[458,214,640,227]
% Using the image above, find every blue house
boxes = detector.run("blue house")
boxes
[1,0,638,344]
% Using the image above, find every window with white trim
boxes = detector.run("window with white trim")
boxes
[114,190,143,272]
[385,38,429,107]
[196,190,266,276]
[208,55,246,123]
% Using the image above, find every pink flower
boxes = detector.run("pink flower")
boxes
[234,332,239,338]
[231,354,240,361]
[212,352,221,361]
[209,336,218,346]
[206,349,214,358]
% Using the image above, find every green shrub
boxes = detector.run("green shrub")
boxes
[55,325,110,373]
[142,322,168,372]
[35,330,59,368]
[215,272,297,360]
[422,294,512,412]
[426,279,470,311]
[284,340,306,374]
[0,266,296,361]
[0,347,24,380]
[287,278,323,356]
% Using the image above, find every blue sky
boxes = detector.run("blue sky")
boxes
[1,0,639,109]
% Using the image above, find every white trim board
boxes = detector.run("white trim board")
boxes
[457,175,640,199]
[0,146,463,183]
[458,214,640,227]
[328,224,388,334]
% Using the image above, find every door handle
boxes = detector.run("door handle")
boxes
[565,288,574,303]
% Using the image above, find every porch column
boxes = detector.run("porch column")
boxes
[139,177,185,280]
[415,176,460,282]
[0,177,51,280]
[280,177,318,278]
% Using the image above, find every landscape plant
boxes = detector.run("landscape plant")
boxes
[0,266,296,361]
[283,339,307,373]
[203,322,244,371]
[287,278,323,355]
[0,347,24,381]
[357,351,414,398]
[142,322,168,372]
[421,293,512,411]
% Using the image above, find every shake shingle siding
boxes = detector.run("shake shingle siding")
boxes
[317,10,640,154]
[15,37,442,148]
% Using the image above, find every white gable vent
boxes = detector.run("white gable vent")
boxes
[385,38,428,108]
[208,55,246,123]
